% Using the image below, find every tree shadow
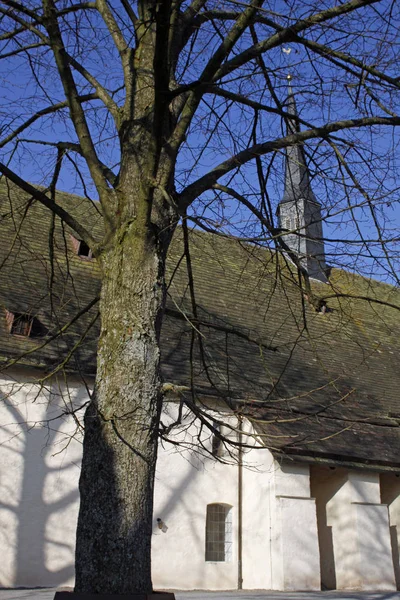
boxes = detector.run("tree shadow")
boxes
[0,376,82,588]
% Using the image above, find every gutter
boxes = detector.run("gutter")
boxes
[273,451,400,473]
[237,416,243,590]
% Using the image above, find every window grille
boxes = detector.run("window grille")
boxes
[205,503,232,562]
[5,310,44,338]
[10,313,32,336]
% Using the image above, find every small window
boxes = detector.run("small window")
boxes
[77,240,92,258]
[70,235,93,259]
[205,503,232,562]
[10,313,33,336]
[5,310,45,338]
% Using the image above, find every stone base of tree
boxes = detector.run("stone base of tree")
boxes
[54,591,176,600]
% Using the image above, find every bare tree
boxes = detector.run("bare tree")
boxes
[0,0,399,595]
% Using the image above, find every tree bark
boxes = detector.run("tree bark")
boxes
[75,211,172,594]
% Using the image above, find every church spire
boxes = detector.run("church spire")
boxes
[277,75,328,283]
[282,75,318,205]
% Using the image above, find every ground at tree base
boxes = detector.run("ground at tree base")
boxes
[0,590,399,600]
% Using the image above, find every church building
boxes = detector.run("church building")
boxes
[0,84,399,592]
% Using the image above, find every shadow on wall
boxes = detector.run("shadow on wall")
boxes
[0,379,83,588]
[153,448,212,588]
[311,465,399,592]
[152,442,237,591]
[310,466,347,590]
[381,473,400,590]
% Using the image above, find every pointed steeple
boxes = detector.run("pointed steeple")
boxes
[282,76,318,205]
[277,75,328,283]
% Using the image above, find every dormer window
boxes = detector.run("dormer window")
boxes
[11,313,32,336]
[70,235,93,259]
[77,240,92,258]
[5,310,43,338]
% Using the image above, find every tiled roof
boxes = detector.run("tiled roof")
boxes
[1,180,400,469]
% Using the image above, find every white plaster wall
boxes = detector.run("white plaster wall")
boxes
[329,475,362,590]
[278,497,320,590]
[0,379,278,591]
[236,430,320,591]
[152,408,278,590]
[152,459,238,590]
[380,473,400,589]
[0,371,84,588]
[311,466,348,590]
[312,466,396,591]
[353,502,395,590]
[1,369,398,593]
[152,404,239,590]
[241,445,275,589]
[274,461,311,498]
[272,461,320,591]
[348,471,381,504]
[348,472,395,590]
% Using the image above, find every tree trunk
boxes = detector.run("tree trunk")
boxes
[75,214,171,594]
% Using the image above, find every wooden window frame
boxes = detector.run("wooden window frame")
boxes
[5,310,33,337]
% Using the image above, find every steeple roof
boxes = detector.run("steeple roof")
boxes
[281,77,318,205]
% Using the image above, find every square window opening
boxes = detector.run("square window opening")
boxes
[78,240,92,259]
[6,311,46,338]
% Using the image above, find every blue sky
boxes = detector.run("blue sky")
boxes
[0,0,399,283]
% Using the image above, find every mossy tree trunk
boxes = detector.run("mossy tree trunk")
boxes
[75,187,176,593]
[73,2,179,592]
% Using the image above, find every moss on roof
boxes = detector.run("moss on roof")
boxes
[1,179,400,469]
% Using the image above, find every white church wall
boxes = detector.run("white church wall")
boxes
[278,496,320,590]
[274,461,311,497]
[0,369,398,592]
[380,473,400,589]
[151,402,240,590]
[0,377,277,591]
[311,465,348,590]
[273,461,320,591]
[348,472,395,590]
[241,438,275,590]
[0,369,84,588]
[151,407,279,590]
[311,465,396,591]
[353,502,395,590]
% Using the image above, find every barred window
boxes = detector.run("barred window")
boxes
[205,503,232,562]
[5,310,44,338]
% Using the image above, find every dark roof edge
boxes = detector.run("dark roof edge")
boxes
[0,355,96,378]
[272,449,400,473]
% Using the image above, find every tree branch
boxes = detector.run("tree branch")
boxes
[178,114,400,209]
[96,0,132,90]
[42,0,110,200]
[213,0,381,82]
[18,138,118,186]
[0,93,106,150]
[0,163,98,249]
[169,0,263,155]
